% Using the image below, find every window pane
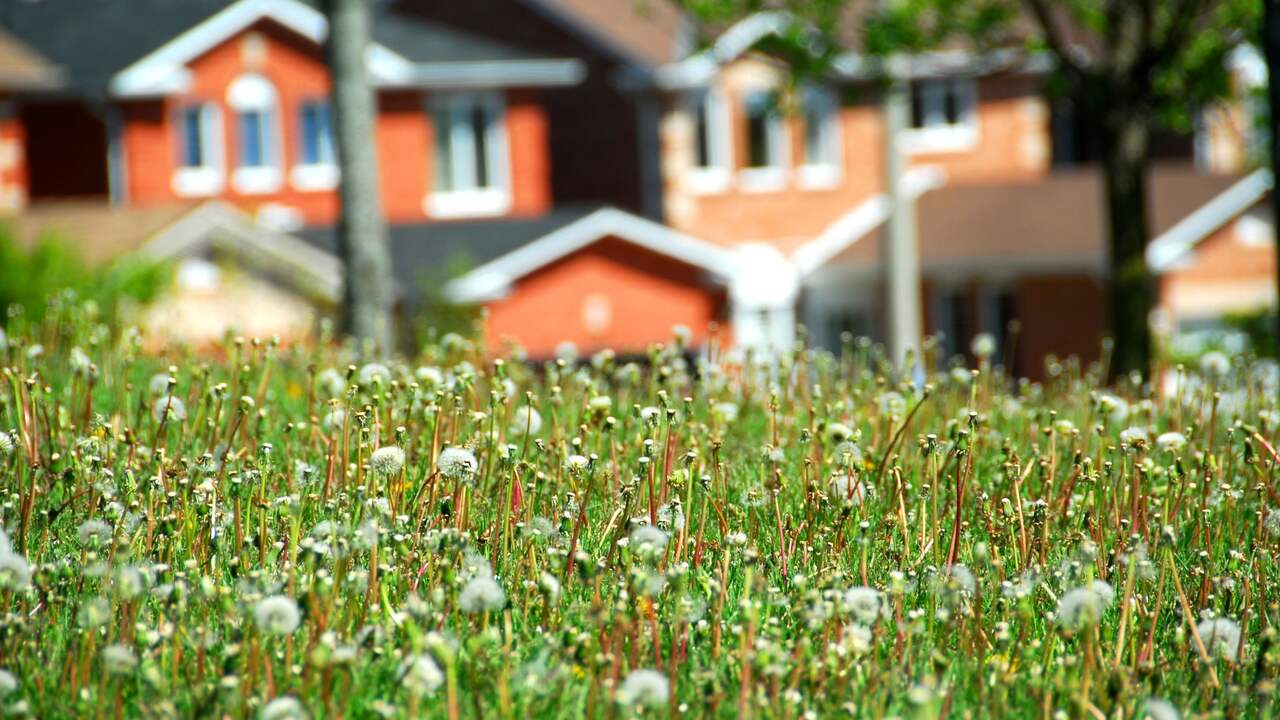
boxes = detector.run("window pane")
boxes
[694,98,711,168]
[910,84,925,128]
[433,106,454,192]
[470,103,489,189]
[943,84,960,125]
[181,107,204,168]
[745,93,775,168]
[300,102,334,165]
[240,111,264,167]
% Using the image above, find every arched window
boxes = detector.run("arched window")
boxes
[227,74,281,193]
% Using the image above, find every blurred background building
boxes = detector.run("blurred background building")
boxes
[0,0,1271,373]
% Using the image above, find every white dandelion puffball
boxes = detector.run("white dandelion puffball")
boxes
[564,454,590,473]
[1264,508,1280,538]
[1140,698,1181,720]
[459,576,506,614]
[970,332,996,359]
[416,365,444,388]
[0,669,15,697]
[588,395,612,412]
[1119,426,1149,446]
[615,668,669,708]
[357,362,392,387]
[0,552,31,591]
[0,431,13,457]
[629,524,669,554]
[148,373,172,397]
[438,446,478,481]
[1155,431,1187,452]
[253,595,302,636]
[826,422,854,442]
[713,401,739,423]
[260,696,309,720]
[1195,617,1244,660]
[509,406,542,436]
[321,408,346,433]
[555,341,579,362]
[1199,350,1230,377]
[152,395,187,424]
[317,368,346,397]
[838,586,882,625]
[1054,580,1114,631]
[369,446,405,477]
[101,644,138,675]
[402,654,444,698]
[1099,394,1129,423]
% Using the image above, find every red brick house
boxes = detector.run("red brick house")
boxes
[0,1,1271,367]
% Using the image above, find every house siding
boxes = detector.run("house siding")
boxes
[661,60,1052,245]
[0,101,28,212]
[483,236,727,357]
[1157,206,1277,324]
[118,18,551,225]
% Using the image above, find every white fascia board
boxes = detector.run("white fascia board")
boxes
[110,0,416,97]
[1147,168,1273,272]
[144,201,345,302]
[380,59,586,89]
[648,12,795,90]
[444,207,737,303]
[834,49,1053,81]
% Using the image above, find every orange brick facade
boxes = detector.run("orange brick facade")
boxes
[0,101,27,212]
[661,61,1051,245]
[483,237,728,357]
[120,19,551,225]
[1157,206,1278,324]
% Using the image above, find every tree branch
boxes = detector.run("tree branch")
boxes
[1023,0,1086,80]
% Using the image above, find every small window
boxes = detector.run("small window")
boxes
[744,91,783,168]
[427,93,510,217]
[227,74,281,193]
[800,86,841,188]
[177,104,219,170]
[904,77,978,153]
[172,103,222,197]
[739,90,786,191]
[686,88,731,192]
[299,101,334,166]
[910,78,975,130]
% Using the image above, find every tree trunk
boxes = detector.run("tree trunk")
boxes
[1265,0,1280,354]
[1099,106,1154,379]
[325,0,394,354]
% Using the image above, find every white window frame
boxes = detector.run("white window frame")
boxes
[425,92,511,219]
[902,77,979,155]
[685,87,732,194]
[227,73,283,195]
[798,85,842,189]
[292,99,338,191]
[738,89,788,192]
[172,102,223,197]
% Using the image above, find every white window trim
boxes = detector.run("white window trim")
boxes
[685,87,732,195]
[227,73,283,195]
[172,103,224,197]
[293,100,338,191]
[798,85,843,190]
[902,77,979,155]
[738,89,788,193]
[290,163,339,191]
[425,91,512,219]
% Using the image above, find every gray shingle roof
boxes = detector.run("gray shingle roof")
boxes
[0,0,550,92]
[296,205,601,304]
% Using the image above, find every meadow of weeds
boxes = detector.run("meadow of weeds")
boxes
[0,302,1278,719]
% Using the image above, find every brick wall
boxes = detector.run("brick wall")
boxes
[0,101,27,212]
[661,59,1052,245]
[118,18,551,225]
[1157,205,1277,324]
[483,236,728,357]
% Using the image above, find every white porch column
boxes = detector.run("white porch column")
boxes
[729,243,800,357]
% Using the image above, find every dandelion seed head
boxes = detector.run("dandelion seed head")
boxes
[253,595,301,636]
[459,576,506,614]
[615,668,669,708]
[438,446,478,481]
[369,446,405,477]
[401,654,444,698]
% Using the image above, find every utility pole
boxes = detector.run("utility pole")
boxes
[881,57,923,371]
[325,0,394,354]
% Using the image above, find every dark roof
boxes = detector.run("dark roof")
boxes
[297,205,601,303]
[0,0,551,92]
[832,164,1243,271]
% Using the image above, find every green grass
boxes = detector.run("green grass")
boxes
[0,306,1278,719]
